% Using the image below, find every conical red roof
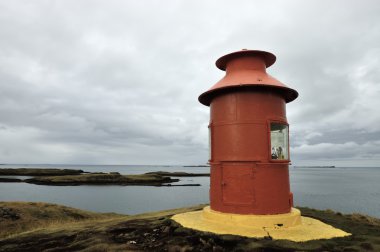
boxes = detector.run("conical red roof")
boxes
[198,50,298,106]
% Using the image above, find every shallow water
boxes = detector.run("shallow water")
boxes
[291,167,380,218]
[0,165,379,217]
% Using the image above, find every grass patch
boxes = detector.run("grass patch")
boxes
[1,203,380,251]
[0,202,123,238]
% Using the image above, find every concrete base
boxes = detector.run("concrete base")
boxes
[172,206,350,242]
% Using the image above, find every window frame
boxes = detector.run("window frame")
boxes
[267,120,290,162]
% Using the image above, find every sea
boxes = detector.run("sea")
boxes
[0,165,379,218]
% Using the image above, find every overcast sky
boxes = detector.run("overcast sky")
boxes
[0,0,379,166]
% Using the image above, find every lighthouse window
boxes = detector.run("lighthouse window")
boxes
[270,123,289,160]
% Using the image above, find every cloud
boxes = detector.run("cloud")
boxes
[0,0,379,165]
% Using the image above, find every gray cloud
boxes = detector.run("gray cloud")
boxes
[0,0,379,166]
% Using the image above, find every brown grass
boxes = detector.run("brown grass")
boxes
[349,212,380,226]
[0,202,123,238]
[1,203,380,251]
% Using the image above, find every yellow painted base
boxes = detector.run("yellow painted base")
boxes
[172,206,350,242]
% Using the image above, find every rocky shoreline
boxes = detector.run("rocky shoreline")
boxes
[145,171,210,177]
[0,202,379,251]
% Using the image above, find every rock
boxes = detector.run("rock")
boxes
[360,242,374,250]
[168,244,193,252]
[212,245,224,252]
[145,171,210,177]
[0,207,20,220]
[0,168,83,176]
[162,226,171,234]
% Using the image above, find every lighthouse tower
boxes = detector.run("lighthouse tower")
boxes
[199,49,297,215]
[172,50,350,241]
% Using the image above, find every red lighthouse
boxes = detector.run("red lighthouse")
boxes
[198,49,298,215]
[172,49,350,241]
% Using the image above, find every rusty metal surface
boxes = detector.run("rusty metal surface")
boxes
[200,50,298,215]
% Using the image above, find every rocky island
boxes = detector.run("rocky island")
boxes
[145,171,210,177]
[24,173,179,186]
[0,168,84,176]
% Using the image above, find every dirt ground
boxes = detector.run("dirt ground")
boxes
[1,203,380,251]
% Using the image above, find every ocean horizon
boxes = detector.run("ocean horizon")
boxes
[1,164,379,218]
